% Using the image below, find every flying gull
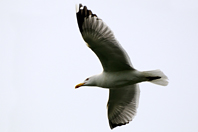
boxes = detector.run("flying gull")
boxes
[75,4,168,129]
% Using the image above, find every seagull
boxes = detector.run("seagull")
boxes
[75,4,168,129]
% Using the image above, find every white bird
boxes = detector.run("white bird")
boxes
[75,4,168,129]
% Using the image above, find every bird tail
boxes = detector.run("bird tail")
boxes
[142,69,168,86]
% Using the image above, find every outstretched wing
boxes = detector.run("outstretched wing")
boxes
[107,84,140,129]
[76,4,134,72]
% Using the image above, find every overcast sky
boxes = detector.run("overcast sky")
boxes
[1,0,198,132]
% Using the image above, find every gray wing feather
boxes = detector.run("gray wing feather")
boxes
[76,4,134,72]
[107,84,140,129]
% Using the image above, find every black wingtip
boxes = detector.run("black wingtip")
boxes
[109,120,130,129]
[76,4,98,33]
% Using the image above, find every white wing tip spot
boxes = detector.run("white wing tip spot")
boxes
[80,6,83,10]
[75,4,79,13]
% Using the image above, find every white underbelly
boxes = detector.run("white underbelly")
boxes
[97,70,143,88]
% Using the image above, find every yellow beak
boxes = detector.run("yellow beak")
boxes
[75,83,85,89]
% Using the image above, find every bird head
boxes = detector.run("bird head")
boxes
[75,76,96,89]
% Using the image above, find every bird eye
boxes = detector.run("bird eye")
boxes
[85,78,89,81]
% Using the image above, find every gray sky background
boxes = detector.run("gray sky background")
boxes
[1,0,198,132]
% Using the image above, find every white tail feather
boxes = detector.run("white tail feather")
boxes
[142,69,168,86]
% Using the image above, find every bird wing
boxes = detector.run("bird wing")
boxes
[76,4,134,72]
[107,84,140,129]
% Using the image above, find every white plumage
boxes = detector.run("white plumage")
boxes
[75,4,168,129]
